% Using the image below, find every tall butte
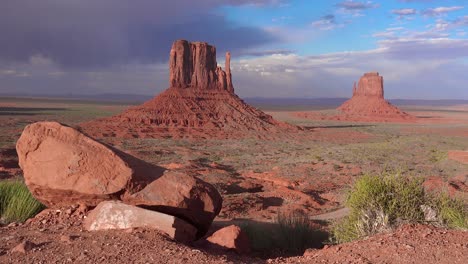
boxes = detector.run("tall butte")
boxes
[337,72,414,121]
[80,40,297,139]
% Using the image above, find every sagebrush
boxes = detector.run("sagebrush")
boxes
[332,173,467,243]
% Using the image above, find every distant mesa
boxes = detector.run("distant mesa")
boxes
[80,40,298,139]
[337,72,414,122]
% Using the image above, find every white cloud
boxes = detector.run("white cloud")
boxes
[229,37,468,99]
[392,8,417,16]
[423,6,464,16]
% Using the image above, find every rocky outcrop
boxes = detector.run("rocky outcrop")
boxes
[169,40,234,92]
[84,201,198,243]
[352,72,384,98]
[337,72,414,121]
[16,121,222,235]
[79,40,299,139]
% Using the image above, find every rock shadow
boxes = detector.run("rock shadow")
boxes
[206,218,330,259]
[303,124,373,130]
[0,107,68,116]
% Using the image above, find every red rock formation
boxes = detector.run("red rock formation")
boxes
[80,40,298,139]
[16,121,222,235]
[337,72,414,121]
[169,40,233,91]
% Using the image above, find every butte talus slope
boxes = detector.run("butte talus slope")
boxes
[337,72,414,122]
[80,40,297,139]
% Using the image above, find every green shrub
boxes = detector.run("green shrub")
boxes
[0,180,45,223]
[433,193,467,229]
[332,173,467,243]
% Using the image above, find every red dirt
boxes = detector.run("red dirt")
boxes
[448,151,468,164]
[1,213,466,263]
[0,208,252,263]
[288,224,468,264]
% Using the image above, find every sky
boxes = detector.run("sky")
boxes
[0,0,467,100]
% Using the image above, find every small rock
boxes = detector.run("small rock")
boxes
[60,235,74,243]
[206,225,250,254]
[10,241,37,254]
[7,222,18,227]
[124,228,135,234]
[420,205,438,222]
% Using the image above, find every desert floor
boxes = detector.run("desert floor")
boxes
[0,97,467,263]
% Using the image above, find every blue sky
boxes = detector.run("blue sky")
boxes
[220,0,467,53]
[0,0,467,99]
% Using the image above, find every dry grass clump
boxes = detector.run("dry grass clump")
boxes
[0,180,44,224]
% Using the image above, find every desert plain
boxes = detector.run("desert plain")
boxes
[0,90,467,263]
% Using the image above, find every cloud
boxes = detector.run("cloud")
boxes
[238,49,295,57]
[430,16,468,32]
[337,1,378,10]
[228,37,468,99]
[399,0,433,2]
[0,0,280,69]
[423,6,464,16]
[225,0,289,6]
[336,1,379,18]
[2,36,467,99]
[392,8,417,16]
[311,15,340,31]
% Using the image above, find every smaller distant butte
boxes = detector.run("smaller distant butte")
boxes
[337,72,415,121]
[79,40,299,139]
[296,72,415,123]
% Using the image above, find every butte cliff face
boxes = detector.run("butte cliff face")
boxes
[169,40,233,92]
[337,72,414,121]
[80,40,297,139]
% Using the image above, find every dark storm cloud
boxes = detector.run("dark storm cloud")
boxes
[0,0,280,68]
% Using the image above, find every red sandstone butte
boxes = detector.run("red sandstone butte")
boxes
[79,40,298,139]
[337,72,414,122]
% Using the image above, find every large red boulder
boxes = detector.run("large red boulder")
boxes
[16,121,222,234]
[123,170,221,235]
